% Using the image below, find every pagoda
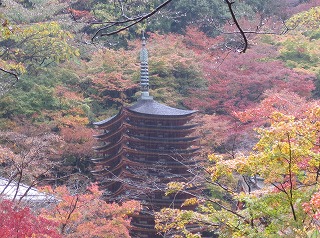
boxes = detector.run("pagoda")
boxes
[92,35,200,238]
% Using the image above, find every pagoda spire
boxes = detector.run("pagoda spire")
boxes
[140,32,152,99]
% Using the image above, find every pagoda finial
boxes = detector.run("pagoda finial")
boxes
[140,31,151,99]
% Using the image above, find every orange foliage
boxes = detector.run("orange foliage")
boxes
[184,26,225,57]
[84,48,138,105]
[55,86,84,102]
[68,8,93,21]
[41,184,140,238]
[60,125,95,158]
[234,89,309,125]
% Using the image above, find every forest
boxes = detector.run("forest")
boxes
[1,0,320,237]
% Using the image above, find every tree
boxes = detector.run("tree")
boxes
[185,40,315,115]
[0,21,79,74]
[276,5,320,102]
[40,184,140,238]
[86,0,296,52]
[0,128,63,198]
[0,199,61,238]
[156,102,320,237]
[303,190,320,236]
[81,48,139,109]
[142,32,206,106]
[0,0,79,95]
[234,89,309,128]
[0,17,21,94]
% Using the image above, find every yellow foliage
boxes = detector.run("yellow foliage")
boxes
[0,20,78,80]
[166,182,186,195]
[287,6,320,30]
[181,198,199,207]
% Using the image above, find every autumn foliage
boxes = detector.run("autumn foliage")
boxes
[157,103,320,237]
[185,42,315,114]
[2,0,320,237]
[0,199,60,238]
[40,184,140,238]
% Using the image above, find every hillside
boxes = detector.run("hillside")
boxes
[1,0,320,236]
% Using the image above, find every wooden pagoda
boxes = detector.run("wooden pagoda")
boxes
[92,36,200,238]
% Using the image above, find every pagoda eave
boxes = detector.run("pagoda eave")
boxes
[128,135,200,143]
[125,146,200,155]
[93,110,124,127]
[125,122,198,131]
[93,137,125,152]
[91,151,123,165]
[93,127,124,140]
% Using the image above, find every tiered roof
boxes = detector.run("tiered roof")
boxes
[92,35,200,238]
[127,98,196,116]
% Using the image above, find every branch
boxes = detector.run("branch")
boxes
[224,0,248,53]
[91,0,173,41]
[180,189,248,222]
[0,67,19,82]
[61,196,79,234]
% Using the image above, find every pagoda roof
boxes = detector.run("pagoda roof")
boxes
[130,134,200,142]
[91,150,123,164]
[129,158,198,167]
[126,99,196,116]
[125,121,197,129]
[94,113,118,126]
[93,109,124,127]
[125,146,199,155]
[93,127,123,140]
[93,135,125,152]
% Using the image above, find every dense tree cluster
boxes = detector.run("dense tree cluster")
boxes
[1,0,320,237]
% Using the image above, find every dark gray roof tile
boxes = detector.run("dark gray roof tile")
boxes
[127,99,196,116]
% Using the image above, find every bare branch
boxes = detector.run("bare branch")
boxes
[91,0,173,41]
[224,0,248,53]
[0,67,19,82]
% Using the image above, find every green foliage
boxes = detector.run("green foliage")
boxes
[1,89,56,119]
[241,0,287,17]
[0,0,79,91]
[0,64,94,129]
[163,0,228,35]
[305,29,320,41]
[286,6,320,31]
[8,22,78,69]
[150,0,287,36]
[279,32,320,72]
[259,35,276,45]
[146,33,206,106]
[13,84,59,115]
[278,8,320,74]
[85,0,287,40]
[3,0,67,23]
[87,0,159,44]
